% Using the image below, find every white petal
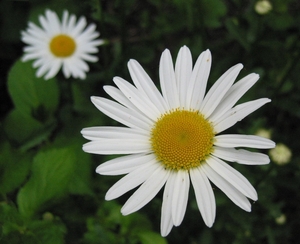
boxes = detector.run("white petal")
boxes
[73,58,89,71]
[38,11,53,37]
[77,45,98,53]
[80,53,99,62]
[113,77,160,120]
[91,96,152,131]
[22,35,47,47]
[105,159,159,200]
[214,134,275,149]
[159,49,179,109]
[65,57,88,79]
[66,14,76,33]
[36,59,52,78]
[23,45,41,52]
[186,49,211,110]
[213,98,271,133]
[23,22,46,40]
[76,24,98,41]
[200,64,243,118]
[209,73,259,122]
[175,46,192,107]
[202,163,252,212]
[171,170,190,226]
[78,29,100,41]
[96,153,156,175]
[82,138,150,155]
[128,59,168,113]
[161,172,175,237]
[81,126,148,141]
[45,10,61,35]
[22,51,46,62]
[121,167,169,215]
[70,16,87,37]
[61,10,69,33]
[44,59,62,80]
[212,146,270,165]
[32,57,48,68]
[206,156,257,200]
[104,85,143,112]
[62,60,72,78]
[190,167,215,227]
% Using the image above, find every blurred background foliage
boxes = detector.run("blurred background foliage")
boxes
[0,0,300,243]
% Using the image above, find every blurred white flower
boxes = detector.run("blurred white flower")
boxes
[275,214,286,225]
[21,9,104,80]
[255,128,272,139]
[269,143,292,165]
[81,46,275,236]
[255,0,273,15]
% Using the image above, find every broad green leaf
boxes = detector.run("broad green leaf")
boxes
[0,142,32,194]
[68,151,93,196]
[0,203,66,244]
[25,219,66,244]
[137,231,168,244]
[72,82,97,114]
[83,201,160,244]
[0,203,26,243]
[2,108,56,150]
[17,148,76,218]
[201,0,227,28]
[46,116,94,196]
[0,202,24,231]
[7,59,59,120]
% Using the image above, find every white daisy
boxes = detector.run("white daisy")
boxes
[21,9,104,80]
[81,46,275,236]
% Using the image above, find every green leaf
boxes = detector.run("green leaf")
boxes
[137,231,167,244]
[46,117,94,196]
[201,0,227,28]
[25,219,66,244]
[67,143,94,196]
[2,108,57,150]
[7,59,59,121]
[0,142,32,194]
[0,203,66,244]
[68,158,93,196]
[17,148,76,218]
[0,203,26,243]
[83,201,161,244]
[0,202,24,231]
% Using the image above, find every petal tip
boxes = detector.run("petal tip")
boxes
[80,128,86,135]
[95,165,102,174]
[120,207,130,216]
[237,63,244,69]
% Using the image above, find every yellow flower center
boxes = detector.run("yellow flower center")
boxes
[151,110,215,171]
[49,34,76,57]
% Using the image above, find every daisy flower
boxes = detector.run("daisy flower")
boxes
[81,46,275,236]
[21,9,104,80]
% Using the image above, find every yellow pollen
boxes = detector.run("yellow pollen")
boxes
[49,34,76,57]
[151,110,215,171]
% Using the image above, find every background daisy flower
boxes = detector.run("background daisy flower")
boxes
[81,46,275,236]
[21,9,104,80]
[269,143,292,165]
